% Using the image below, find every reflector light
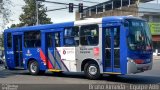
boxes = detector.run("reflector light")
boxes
[134,59,144,64]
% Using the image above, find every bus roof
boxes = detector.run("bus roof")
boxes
[4,21,74,33]
[4,16,144,33]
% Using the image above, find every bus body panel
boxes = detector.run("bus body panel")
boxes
[127,60,152,74]
[56,47,76,72]
[4,22,74,71]
[23,48,47,70]
[119,24,128,74]
[102,22,126,74]
[4,22,74,33]
[4,32,15,69]
[4,16,153,76]
[39,23,74,71]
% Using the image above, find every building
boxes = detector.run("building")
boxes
[75,0,160,55]
[76,0,154,20]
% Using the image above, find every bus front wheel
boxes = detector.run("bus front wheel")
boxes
[28,60,45,75]
[84,61,101,80]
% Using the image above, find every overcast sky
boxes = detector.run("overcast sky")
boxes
[3,0,160,29]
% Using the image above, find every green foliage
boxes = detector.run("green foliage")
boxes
[0,0,12,29]
[11,0,52,28]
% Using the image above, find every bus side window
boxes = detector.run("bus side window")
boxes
[105,28,111,48]
[24,31,41,48]
[80,24,99,46]
[113,27,120,48]
[105,27,120,48]
[47,33,53,47]
[64,26,79,46]
[7,33,12,48]
[55,33,60,47]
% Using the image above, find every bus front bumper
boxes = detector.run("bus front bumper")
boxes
[127,60,152,74]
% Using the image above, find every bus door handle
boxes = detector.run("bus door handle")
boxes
[105,48,111,50]
[105,48,111,52]
[114,48,120,50]
[16,51,23,53]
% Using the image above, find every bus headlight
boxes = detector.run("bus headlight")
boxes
[127,57,145,64]
[127,57,134,63]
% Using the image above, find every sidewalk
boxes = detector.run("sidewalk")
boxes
[153,56,160,60]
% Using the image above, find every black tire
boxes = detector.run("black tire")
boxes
[28,60,45,75]
[84,61,101,80]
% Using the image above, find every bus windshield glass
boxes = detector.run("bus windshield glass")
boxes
[127,19,152,51]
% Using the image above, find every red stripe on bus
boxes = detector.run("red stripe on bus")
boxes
[47,60,54,69]
[40,49,54,69]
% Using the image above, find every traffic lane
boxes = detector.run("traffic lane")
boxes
[0,60,160,84]
[136,59,160,77]
[0,69,160,84]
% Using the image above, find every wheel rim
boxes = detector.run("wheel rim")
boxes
[30,62,37,73]
[88,65,97,75]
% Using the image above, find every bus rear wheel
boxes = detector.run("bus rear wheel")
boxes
[84,61,101,80]
[28,60,45,75]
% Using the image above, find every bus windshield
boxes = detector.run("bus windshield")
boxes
[127,19,152,51]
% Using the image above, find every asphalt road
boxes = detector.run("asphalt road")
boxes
[0,59,160,90]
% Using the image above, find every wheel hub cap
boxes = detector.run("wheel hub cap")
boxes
[88,66,97,75]
[30,62,37,73]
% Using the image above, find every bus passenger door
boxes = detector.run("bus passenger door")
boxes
[13,35,23,68]
[104,26,120,73]
[46,32,62,70]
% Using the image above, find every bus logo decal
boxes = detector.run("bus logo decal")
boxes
[7,51,14,54]
[26,50,32,56]
[37,48,40,52]
[63,50,66,55]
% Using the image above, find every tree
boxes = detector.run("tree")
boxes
[0,0,12,29]
[11,0,52,27]
[0,0,11,50]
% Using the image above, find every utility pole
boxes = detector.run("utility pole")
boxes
[35,0,45,25]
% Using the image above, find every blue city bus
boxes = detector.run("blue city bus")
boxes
[4,16,153,79]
